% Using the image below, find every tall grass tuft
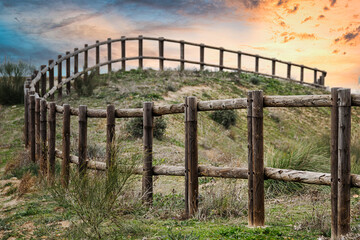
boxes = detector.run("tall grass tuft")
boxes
[0,61,34,105]
[49,146,140,239]
[265,138,329,196]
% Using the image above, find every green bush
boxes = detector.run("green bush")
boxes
[126,117,167,140]
[73,69,105,96]
[210,110,237,129]
[250,76,260,85]
[0,61,34,105]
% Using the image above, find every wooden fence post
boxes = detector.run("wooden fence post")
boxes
[159,37,164,71]
[321,72,327,86]
[142,102,154,205]
[84,44,88,85]
[48,102,56,184]
[96,40,100,74]
[247,91,254,226]
[40,99,47,176]
[29,95,36,163]
[252,90,264,226]
[185,96,198,217]
[300,66,304,83]
[255,56,259,73]
[34,70,39,94]
[40,65,46,97]
[219,48,224,71]
[184,98,189,216]
[337,88,351,237]
[106,104,115,168]
[49,60,54,100]
[331,88,339,239]
[180,41,185,71]
[35,98,41,161]
[66,51,71,94]
[24,80,30,148]
[121,36,126,71]
[138,35,143,70]
[287,64,291,79]
[314,69,318,84]
[61,104,70,188]
[237,52,242,73]
[74,48,79,76]
[107,38,112,73]
[271,59,276,77]
[79,105,87,176]
[200,44,205,71]
[58,55,62,100]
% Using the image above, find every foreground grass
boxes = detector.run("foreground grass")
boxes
[1,69,360,239]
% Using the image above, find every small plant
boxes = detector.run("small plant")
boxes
[250,76,260,85]
[210,110,237,129]
[4,152,39,179]
[0,60,35,105]
[17,172,36,197]
[73,69,105,96]
[126,117,167,140]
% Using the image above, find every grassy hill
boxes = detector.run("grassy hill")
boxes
[1,69,360,239]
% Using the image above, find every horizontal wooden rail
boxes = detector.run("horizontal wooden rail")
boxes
[54,149,360,188]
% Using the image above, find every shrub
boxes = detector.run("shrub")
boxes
[49,149,139,239]
[0,61,35,105]
[126,117,167,140]
[4,152,39,179]
[210,110,237,129]
[250,75,260,85]
[73,69,105,96]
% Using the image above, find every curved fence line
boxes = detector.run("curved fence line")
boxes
[29,35,327,94]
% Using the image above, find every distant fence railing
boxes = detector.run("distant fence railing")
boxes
[23,37,356,239]
[28,36,326,98]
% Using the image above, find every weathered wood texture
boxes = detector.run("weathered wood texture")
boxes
[180,41,185,71]
[106,105,115,168]
[40,65,46,97]
[331,88,339,239]
[48,60,54,100]
[142,102,154,205]
[121,36,126,70]
[78,105,87,176]
[57,55,62,100]
[185,96,198,217]
[66,51,71,94]
[247,92,254,226]
[107,38,111,72]
[29,95,36,163]
[237,52,242,73]
[35,98,41,161]
[84,44,88,84]
[61,104,70,188]
[40,99,47,176]
[337,89,351,237]
[24,82,29,147]
[219,48,224,71]
[200,44,204,70]
[255,56,259,73]
[138,36,143,69]
[159,37,164,71]
[48,102,56,183]
[252,90,264,226]
[96,40,100,74]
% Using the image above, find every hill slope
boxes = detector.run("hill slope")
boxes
[1,69,360,239]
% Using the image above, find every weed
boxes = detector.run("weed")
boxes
[4,152,38,179]
[126,116,167,140]
[17,172,36,197]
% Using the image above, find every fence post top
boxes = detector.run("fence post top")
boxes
[40,65,46,69]
[138,35,143,38]
[74,47,78,51]
[96,40,99,43]
[338,88,351,106]
[66,51,70,55]
[58,55,62,58]
[84,44,88,47]
[121,36,126,39]
[159,37,164,40]
[238,51,242,54]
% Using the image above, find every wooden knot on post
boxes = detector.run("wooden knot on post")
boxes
[142,102,154,205]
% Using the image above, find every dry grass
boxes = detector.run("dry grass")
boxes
[17,172,36,197]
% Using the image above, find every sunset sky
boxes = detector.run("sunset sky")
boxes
[0,0,359,88]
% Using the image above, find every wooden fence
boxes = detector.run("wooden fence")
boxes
[23,37,359,240]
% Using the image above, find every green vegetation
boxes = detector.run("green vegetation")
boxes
[0,61,34,105]
[1,69,360,239]
[126,116,167,140]
[210,110,237,129]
